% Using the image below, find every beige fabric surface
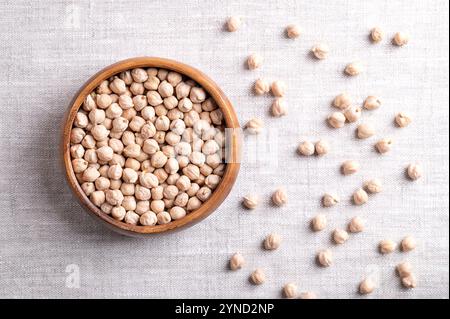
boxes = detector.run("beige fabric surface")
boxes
[0,0,448,298]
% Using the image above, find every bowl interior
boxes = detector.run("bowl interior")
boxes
[63,57,240,236]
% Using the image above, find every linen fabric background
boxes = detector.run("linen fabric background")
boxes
[0,0,448,299]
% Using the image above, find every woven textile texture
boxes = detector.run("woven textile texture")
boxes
[0,0,448,298]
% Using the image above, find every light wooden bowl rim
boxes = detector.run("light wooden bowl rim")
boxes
[62,57,240,236]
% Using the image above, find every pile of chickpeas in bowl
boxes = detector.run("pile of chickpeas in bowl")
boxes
[69,67,227,227]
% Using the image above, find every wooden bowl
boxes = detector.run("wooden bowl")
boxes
[62,57,241,236]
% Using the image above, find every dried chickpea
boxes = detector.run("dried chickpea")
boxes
[72,159,88,173]
[271,80,286,97]
[401,274,417,288]
[169,206,186,220]
[271,98,287,117]
[242,194,258,210]
[111,206,126,221]
[344,106,362,123]
[245,118,263,134]
[247,53,263,70]
[370,27,384,43]
[315,140,329,156]
[363,96,381,110]
[272,188,287,206]
[297,141,315,156]
[226,16,241,32]
[250,268,266,285]
[364,178,382,194]
[341,160,360,175]
[375,138,393,154]
[407,163,423,180]
[197,186,212,202]
[311,214,327,232]
[333,93,351,110]
[264,233,281,250]
[317,249,332,267]
[90,190,105,206]
[322,193,339,207]
[283,283,298,298]
[344,61,362,76]
[393,32,409,46]
[285,24,301,38]
[348,216,365,233]
[395,112,412,127]
[332,229,349,244]
[157,211,171,225]
[311,43,329,60]
[299,292,317,299]
[359,278,375,295]
[353,188,368,205]
[379,239,397,254]
[254,78,270,95]
[229,253,245,270]
[327,112,346,128]
[396,261,413,278]
[401,236,416,252]
[357,123,375,139]
[187,196,202,211]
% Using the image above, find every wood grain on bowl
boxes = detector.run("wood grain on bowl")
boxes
[62,57,240,236]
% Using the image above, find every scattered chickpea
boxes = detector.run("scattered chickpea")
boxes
[393,32,409,46]
[245,118,263,134]
[359,278,375,295]
[247,53,263,70]
[242,194,258,210]
[254,78,270,95]
[271,98,287,117]
[229,253,245,270]
[264,233,281,250]
[283,283,298,298]
[327,112,346,128]
[226,16,241,32]
[272,188,287,206]
[341,160,360,175]
[297,141,315,156]
[317,249,333,267]
[333,93,351,110]
[375,138,393,154]
[363,96,381,111]
[322,193,339,207]
[407,163,423,181]
[353,188,368,205]
[271,80,286,97]
[401,274,417,288]
[343,106,362,123]
[299,292,317,299]
[311,43,329,60]
[348,216,365,233]
[344,61,362,76]
[332,229,349,244]
[370,27,384,43]
[356,123,375,139]
[379,239,397,254]
[311,214,327,232]
[364,178,382,194]
[396,261,413,278]
[285,24,301,39]
[401,236,417,252]
[395,112,412,127]
[315,139,329,156]
[250,268,266,285]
